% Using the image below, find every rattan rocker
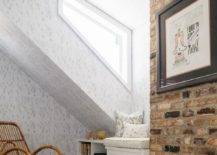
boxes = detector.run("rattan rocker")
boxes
[0,122,63,155]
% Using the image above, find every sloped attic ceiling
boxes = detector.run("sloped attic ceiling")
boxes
[0,0,133,122]
[0,11,115,134]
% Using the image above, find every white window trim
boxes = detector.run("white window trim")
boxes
[58,0,133,91]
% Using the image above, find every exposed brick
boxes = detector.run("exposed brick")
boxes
[194,117,208,126]
[149,0,217,154]
[151,119,167,127]
[184,118,194,126]
[150,129,162,135]
[162,127,181,136]
[185,98,207,108]
[175,138,181,145]
[165,111,180,118]
[151,104,157,111]
[209,86,217,94]
[164,93,180,101]
[185,100,196,108]
[182,91,190,99]
[183,137,191,145]
[151,95,164,103]
[206,97,217,105]
[151,90,156,96]
[194,138,206,145]
[181,146,193,153]
[150,151,161,155]
[150,0,165,14]
[193,85,217,97]
[182,109,194,117]
[150,137,157,145]
[151,66,157,74]
[194,87,210,98]
[150,144,163,151]
[156,137,167,145]
[150,37,157,51]
[164,145,180,153]
[150,52,156,59]
[151,111,164,120]
[170,101,183,109]
[210,117,217,126]
[194,89,202,97]
[151,72,157,83]
[207,138,217,146]
[183,129,194,135]
[150,26,156,35]
[195,147,216,155]
[209,129,217,135]
[167,119,183,127]
[197,107,215,115]
[196,128,207,136]
[158,102,171,110]
[173,127,182,135]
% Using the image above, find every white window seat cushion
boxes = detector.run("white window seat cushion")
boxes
[104,137,149,149]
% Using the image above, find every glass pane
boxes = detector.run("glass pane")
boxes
[62,0,130,84]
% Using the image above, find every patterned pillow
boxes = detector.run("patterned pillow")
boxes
[122,123,148,138]
[115,111,143,137]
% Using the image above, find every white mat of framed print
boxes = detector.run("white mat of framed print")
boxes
[165,0,210,78]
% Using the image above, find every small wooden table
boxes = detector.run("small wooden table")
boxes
[78,139,106,155]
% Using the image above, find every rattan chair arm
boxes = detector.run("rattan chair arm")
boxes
[32,145,63,155]
[2,147,30,155]
[1,141,17,152]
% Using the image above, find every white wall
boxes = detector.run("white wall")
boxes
[0,51,86,155]
[87,0,150,124]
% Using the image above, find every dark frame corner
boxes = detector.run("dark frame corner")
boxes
[157,0,217,93]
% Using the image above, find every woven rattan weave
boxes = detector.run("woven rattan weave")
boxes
[0,122,63,155]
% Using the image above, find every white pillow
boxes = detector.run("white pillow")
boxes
[122,123,148,138]
[115,111,143,137]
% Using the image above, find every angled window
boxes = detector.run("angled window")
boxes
[58,0,132,90]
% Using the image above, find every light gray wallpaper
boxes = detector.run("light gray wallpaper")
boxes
[0,51,87,155]
[0,0,133,120]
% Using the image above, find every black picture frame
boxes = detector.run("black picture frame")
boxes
[157,0,217,93]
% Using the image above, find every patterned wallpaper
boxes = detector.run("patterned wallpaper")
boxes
[0,0,133,120]
[0,51,87,155]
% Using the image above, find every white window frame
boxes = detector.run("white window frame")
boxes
[58,0,133,91]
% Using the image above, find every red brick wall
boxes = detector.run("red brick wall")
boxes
[150,0,217,154]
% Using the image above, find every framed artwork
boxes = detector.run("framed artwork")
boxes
[157,0,217,93]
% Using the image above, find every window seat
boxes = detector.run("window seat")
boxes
[104,137,149,149]
[104,137,149,155]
